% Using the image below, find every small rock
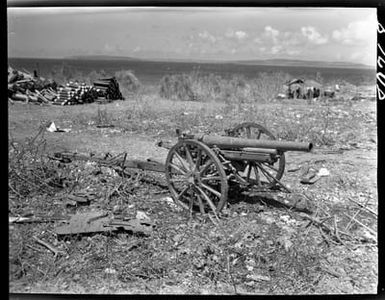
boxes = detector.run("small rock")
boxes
[136,211,151,221]
[104,268,117,274]
[317,168,330,177]
[280,215,290,223]
[247,274,271,282]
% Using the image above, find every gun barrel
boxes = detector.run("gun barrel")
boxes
[195,134,313,152]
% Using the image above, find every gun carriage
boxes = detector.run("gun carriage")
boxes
[54,122,313,215]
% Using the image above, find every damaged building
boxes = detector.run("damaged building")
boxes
[286,78,324,99]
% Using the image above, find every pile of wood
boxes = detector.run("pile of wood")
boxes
[8,66,58,104]
[8,67,125,106]
[93,77,124,104]
[54,82,98,106]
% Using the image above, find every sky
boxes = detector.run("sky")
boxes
[7,7,377,66]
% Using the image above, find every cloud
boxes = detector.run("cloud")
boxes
[103,43,115,53]
[332,17,377,45]
[301,26,328,45]
[286,49,301,56]
[264,26,280,43]
[225,29,248,40]
[235,31,248,40]
[198,30,217,43]
[133,46,141,52]
[271,45,282,54]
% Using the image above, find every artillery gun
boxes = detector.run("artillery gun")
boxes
[163,122,312,214]
[53,122,313,215]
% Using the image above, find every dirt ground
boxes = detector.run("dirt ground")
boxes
[8,96,378,294]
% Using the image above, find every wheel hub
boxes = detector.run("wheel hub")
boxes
[186,171,201,185]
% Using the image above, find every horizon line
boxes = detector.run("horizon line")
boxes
[8,55,376,69]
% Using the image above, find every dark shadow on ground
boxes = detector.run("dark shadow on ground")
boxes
[228,186,314,214]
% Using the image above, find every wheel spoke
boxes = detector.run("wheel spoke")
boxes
[184,145,194,167]
[196,194,205,214]
[169,162,188,175]
[252,164,261,185]
[173,151,190,172]
[176,185,190,200]
[196,186,218,213]
[169,177,186,183]
[261,162,279,173]
[201,175,222,182]
[199,159,213,176]
[201,183,221,198]
[246,164,252,181]
[256,163,274,184]
[194,149,202,172]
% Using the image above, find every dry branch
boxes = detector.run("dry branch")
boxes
[347,197,377,218]
[33,236,65,258]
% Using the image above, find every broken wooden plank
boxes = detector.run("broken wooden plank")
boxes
[52,152,166,173]
[55,211,155,236]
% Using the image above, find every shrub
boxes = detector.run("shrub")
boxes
[251,72,290,102]
[158,71,290,104]
[114,70,141,93]
[159,74,195,101]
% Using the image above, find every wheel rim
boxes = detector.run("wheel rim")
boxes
[165,139,228,214]
[227,122,286,189]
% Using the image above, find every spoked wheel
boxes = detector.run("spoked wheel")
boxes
[165,139,228,214]
[226,122,286,189]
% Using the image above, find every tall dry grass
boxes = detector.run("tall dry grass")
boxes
[48,63,142,97]
[158,71,290,104]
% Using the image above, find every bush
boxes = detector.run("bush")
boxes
[159,74,195,101]
[114,70,141,94]
[251,72,290,102]
[158,72,290,104]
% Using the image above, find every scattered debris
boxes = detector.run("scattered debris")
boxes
[64,194,91,207]
[33,236,66,258]
[246,274,271,282]
[317,167,330,177]
[136,211,151,221]
[8,66,57,104]
[46,122,71,133]
[8,67,124,106]
[9,215,67,224]
[300,168,320,185]
[55,211,155,236]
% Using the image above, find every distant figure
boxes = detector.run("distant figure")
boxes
[314,88,320,98]
[33,70,38,78]
[295,87,300,99]
[307,87,314,99]
[335,84,340,92]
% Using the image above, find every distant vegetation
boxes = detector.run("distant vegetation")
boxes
[159,71,291,103]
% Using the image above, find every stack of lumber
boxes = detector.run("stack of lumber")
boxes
[8,66,58,104]
[53,82,97,106]
[93,77,124,104]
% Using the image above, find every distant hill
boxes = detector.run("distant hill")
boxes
[66,55,373,70]
[68,55,143,61]
[233,59,373,69]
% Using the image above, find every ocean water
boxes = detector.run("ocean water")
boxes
[8,57,376,86]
